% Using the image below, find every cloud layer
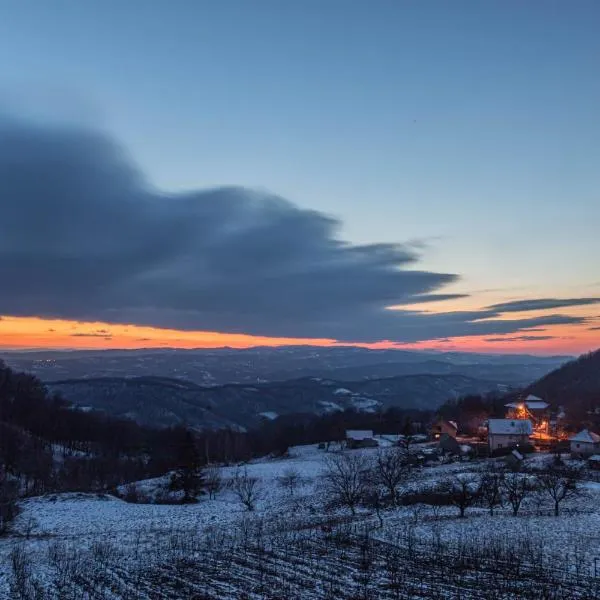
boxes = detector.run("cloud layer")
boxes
[488,298,600,313]
[0,116,591,343]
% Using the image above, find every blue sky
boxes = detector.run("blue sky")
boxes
[0,1,598,352]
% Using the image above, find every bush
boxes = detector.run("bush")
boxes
[123,483,140,503]
[400,490,454,507]
[491,444,535,457]
[0,474,19,534]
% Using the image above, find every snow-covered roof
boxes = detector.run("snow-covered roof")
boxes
[569,429,600,444]
[488,419,533,435]
[346,430,374,440]
[525,401,549,410]
[525,394,544,402]
[505,400,549,410]
[588,455,600,461]
[448,420,458,430]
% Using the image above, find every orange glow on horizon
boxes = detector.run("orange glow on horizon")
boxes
[0,315,597,355]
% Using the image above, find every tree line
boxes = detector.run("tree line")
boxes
[321,447,582,519]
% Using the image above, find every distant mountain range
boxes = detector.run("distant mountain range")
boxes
[3,346,569,386]
[3,346,574,431]
[47,372,523,430]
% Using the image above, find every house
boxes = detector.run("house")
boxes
[345,430,378,449]
[438,433,460,455]
[487,419,533,453]
[505,396,550,431]
[569,429,600,457]
[429,419,458,440]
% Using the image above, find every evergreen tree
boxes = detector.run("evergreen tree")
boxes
[169,429,205,502]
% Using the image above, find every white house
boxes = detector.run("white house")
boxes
[487,419,533,453]
[345,430,378,449]
[346,430,373,441]
[569,429,600,457]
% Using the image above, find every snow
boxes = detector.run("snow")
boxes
[259,411,278,420]
[570,429,600,443]
[3,444,600,598]
[506,399,550,410]
[318,400,343,412]
[333,387,352,395]
[350,397,379,412]
[525,394,546,404]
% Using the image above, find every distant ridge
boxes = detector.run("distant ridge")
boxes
[47,372,511,430]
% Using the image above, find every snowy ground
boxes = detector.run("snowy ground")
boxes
[2,443,600,599]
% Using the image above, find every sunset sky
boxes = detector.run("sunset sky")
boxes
[0,1,598,355]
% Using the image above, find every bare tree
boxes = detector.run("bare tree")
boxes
[374,448,409,506]
[205,466,222,500]
[480,466,503,516]
[535,466,581,516]
[501,471,534,516]
[362,469,386,527]
[322,452,369,515]
[278,467,301,496]
[440,474,481,518]
[231,468,260,511]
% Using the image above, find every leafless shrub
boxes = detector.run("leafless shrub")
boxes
[48,540,84,593]
[278,467,301,496]
[9,545,35,600]
[231,468,261,511]
[205,466,223,499]
[480,465,503,516]
[535,465,581,516]
[501,471,535,516]
[439,473,481,518]
[374,447,409,506]
[123,482,139,503]
[322,452,369,515]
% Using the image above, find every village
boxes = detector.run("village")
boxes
[343,394,600,470]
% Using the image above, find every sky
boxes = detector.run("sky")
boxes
[0,0,598,355]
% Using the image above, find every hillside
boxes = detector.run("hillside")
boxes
[526,348,600,407]
[4,443,600,599]
[47,372,510,430]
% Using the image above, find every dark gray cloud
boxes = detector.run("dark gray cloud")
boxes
[589,327,600,331]
[0,115,591,343]
[488,298,600,313]
[70,333,113,339]
[484,335,556,343]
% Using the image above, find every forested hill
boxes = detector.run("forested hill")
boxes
[46,372,509,430]
[525,348,600,407]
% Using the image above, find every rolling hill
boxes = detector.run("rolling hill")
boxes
[47,372,513,430]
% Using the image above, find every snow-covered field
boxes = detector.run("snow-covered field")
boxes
[2,444,600,599]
